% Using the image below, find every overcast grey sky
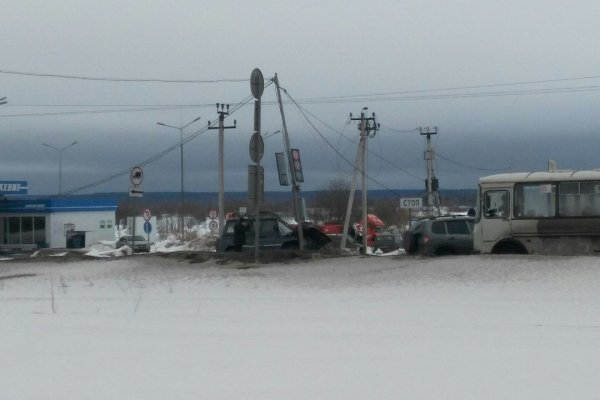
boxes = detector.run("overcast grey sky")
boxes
[2,0,600,196]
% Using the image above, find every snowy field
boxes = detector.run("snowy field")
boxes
[1,253,600,399]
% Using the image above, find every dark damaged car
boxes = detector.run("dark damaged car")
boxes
[215,212,331,252]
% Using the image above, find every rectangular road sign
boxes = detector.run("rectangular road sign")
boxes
[129,186,144,198]
[400,197,423,208]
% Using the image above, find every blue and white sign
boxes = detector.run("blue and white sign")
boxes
[143,221,152,234]
[0,181,28,194]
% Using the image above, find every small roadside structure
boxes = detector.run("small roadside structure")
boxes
[0,197,117,250]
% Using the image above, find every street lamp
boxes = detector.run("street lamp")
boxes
[43,141,78,195]
[156,116,202,241]
[262,130,281,140]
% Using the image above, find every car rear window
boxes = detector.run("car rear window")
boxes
[431,221,446,234]
[446,220,470,235]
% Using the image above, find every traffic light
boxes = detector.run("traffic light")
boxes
[290,148,304,183]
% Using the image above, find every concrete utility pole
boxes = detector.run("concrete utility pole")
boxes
[273,73,305,249]
[420,126,440,216]
[341,108,379,253]
[208,104,236,237]
[157,116,202,241]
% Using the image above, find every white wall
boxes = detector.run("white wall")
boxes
[49,211,117,248]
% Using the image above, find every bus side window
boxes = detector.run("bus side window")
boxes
[484,190,510,218]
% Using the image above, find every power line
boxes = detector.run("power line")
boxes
[435,151,511,172]
[0,69,248,83]
[297,74,600,101]
[286,96,424,183]
[290,85,600,105]
[282,89,419,195]
[4,82,600,118]
[0,105,201,118]
[62,92,259,194]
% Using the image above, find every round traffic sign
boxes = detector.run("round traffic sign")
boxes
[209,209,217,219]
[143,221,152,234]
[143,208,151,221]
[130,166,143,186]
[250,68,264,99]
[209,220,218,231]
[249,132,264,163]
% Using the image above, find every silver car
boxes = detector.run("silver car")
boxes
[116,235,150,253]
[403,216,474,256]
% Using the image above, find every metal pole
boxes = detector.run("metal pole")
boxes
[361,115,368,253]
[179,126,184,241]
[58,150,63,195]
[157,117,201,241]
[43,141,77,195]
[255,151,261,263]
[273,74,304,249]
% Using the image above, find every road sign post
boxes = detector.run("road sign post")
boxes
[130,166,143,186]
[250,68,265,263]
[400,197,423,228]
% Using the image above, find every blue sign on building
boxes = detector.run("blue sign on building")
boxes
[0,181,28,194]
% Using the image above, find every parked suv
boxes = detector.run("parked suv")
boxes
[403,216,474,256]
[215,212,331,252]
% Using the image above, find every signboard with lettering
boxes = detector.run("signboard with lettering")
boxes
[0,181,28,194]
[400,197,423,209]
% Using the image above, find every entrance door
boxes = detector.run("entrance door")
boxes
[66,231,86,249]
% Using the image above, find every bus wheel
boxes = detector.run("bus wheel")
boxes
[492,241,527,254]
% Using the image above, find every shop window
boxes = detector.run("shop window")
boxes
[2,216,46,246]
[34,217,46,246]
[21,217,33,245]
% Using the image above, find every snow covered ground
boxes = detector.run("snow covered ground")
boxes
[1,253,599,399]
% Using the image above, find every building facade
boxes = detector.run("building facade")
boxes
[0,197,117,250]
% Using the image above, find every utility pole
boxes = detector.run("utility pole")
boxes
[341,108,379,253]
[273,73,305,249]
[157,116,202,241]
[420,126,440,216]
[208,104,236,237]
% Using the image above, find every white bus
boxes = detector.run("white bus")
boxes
[473,170,600,255]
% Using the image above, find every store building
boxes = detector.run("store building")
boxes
[0,197,117,250]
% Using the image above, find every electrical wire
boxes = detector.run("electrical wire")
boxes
[288,98,424,182]
[5,83,600,118]
[0,105,201,118]
[288,85,600,105]
[435,151,511,172]
[0,69,247,83]
[61,91,261,195]
[297,74,600,101]
[282,89,420,196]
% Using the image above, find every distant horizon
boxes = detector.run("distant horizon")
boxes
[22,188,477,197]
